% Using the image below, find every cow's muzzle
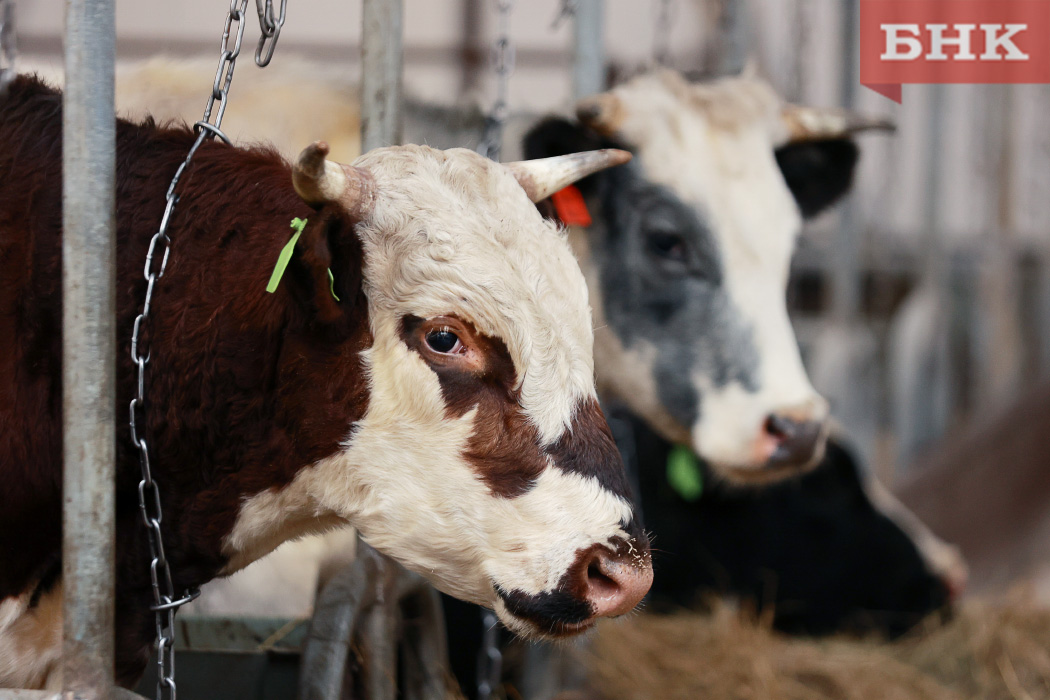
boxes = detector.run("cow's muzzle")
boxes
[763,413,829,470]
[495,536,653,637]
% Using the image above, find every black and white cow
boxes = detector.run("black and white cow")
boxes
[525,69,896,483]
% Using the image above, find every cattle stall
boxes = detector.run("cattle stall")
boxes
[5,1,1050,700]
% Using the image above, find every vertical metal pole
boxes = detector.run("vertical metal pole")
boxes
[458,0,484,98]
[572,0,604,101]
[361,0,403,152]
[832,0,861,322]
[713,0,749,76]
[62,0,116,696]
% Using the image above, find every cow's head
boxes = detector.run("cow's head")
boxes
[250,143,651,638]
[524,70,891,483]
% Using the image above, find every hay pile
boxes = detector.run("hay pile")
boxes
[581,595,1050,700]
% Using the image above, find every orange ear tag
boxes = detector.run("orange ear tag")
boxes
[550,185,592,227]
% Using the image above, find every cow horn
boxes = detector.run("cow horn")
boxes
[293,141,376,218]
[503,149,632,203]
[778,105,896,145]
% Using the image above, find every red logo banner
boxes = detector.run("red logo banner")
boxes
[860,0,1050,102]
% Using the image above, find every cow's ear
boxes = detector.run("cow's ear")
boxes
[523,117,608,197]
[283,206,364,331]
[774,138,860,219]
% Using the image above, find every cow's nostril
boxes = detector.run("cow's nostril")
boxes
[579,547,653,619]
[764,414,827,469]
[586,558,619,598]
[765,414,794,440]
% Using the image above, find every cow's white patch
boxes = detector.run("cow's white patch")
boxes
[0,586,63,690]
[592,71,828,471]
[226,145,632,632]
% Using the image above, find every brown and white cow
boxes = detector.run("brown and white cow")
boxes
[0,75,651,689]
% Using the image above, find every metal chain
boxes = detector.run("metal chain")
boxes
[476,610,504,700]
[254,0,287,67]
[0,0,16,97]
[129,2,285,699]
[477,0,514,162]
[653,0,674,67]
[550,0,577,30]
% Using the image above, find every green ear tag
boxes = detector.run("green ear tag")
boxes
[327,269,340,302]
[667,445,704,502]
[266,218,309,294]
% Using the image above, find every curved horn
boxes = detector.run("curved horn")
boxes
[293,141,376,218]
[778,105,896,146]
[503,149,632,203]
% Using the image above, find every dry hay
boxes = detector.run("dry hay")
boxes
[580,594,1050,700]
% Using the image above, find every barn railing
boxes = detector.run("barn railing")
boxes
[298,542,450,700]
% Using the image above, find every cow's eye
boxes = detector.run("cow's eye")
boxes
[647,231,687,262]
[425,329,462,354]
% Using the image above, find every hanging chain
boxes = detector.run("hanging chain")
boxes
[254,0,287,67]
[477,0,514,162]
[550,0,577,30]
[653,0,674,67]
[0,0,16,97]
[129,2,285,699]
[476,610,504,700]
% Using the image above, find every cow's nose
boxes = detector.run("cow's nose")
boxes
[574,545,653,618]
[763,414,827,468]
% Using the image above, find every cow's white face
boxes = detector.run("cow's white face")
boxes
[556,71,856,482]
[227,145,651,637]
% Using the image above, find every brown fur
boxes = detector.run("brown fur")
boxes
[400,314,547,498]
[0,75,371,685]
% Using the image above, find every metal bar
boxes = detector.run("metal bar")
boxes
[299,543,383,700]
[361,0,404,152]
[62,0,117,697]
[572,0,604,101]
[713,0,748,76]
[395,580,450,700]
[832,0,861,322]
[457,0,484,97]
[362,599,398,700]
[1039,254,1050,378]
